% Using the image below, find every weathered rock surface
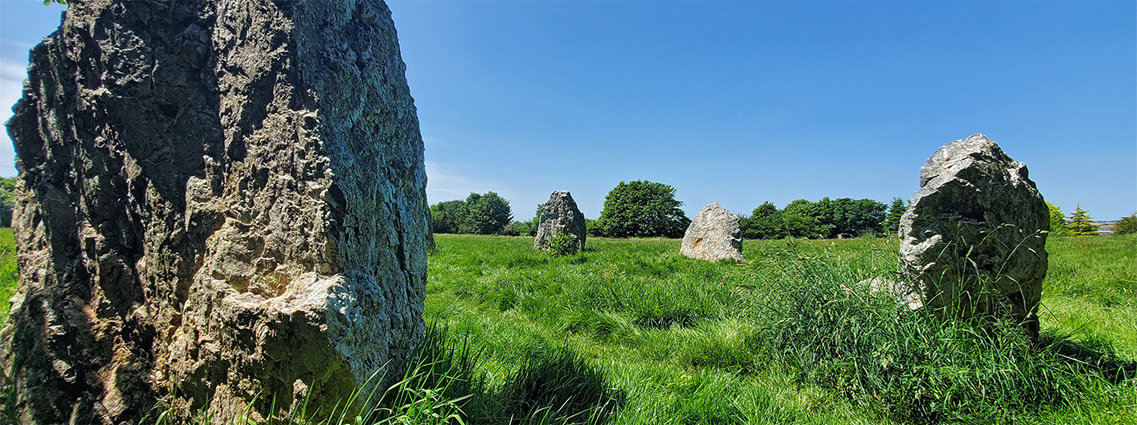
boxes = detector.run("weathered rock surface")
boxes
[0,0,428,423]
[534,191,587,252]
[899,134,1047,336]
[680,203,743,262]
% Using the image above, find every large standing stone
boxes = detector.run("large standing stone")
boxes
[899,134,1047,336]
[0,0,428,423]
[681,203,744,262]
[534,191,587,252]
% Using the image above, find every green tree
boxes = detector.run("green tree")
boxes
[833,198,887,236]
[741,201,785,239]
[0,177,18,228]
[782,199,833,238]
[585,218,602,237]
[782,212,827,239]
[1046,202,1069,236]
[882,197,907,236]
[1067,204,1097,236]
[595,180,690,238]
[429,200,466,234]
[1113,212,1137,236]
[461,192,513,235]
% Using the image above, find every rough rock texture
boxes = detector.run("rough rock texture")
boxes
[680,203,743,262]
[899,134,1047,336]
[0,0,428,423]
[534,191,587,252]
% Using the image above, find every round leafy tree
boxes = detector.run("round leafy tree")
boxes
[1046,202,1069,236]
[462,192,513,235]
[596,180,690,238]
[741,201,786,239]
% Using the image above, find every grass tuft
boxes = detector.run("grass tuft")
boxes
[753,250,1130,424]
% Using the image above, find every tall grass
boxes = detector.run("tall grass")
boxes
[753,249,1130,424]
[1,232,1133,424]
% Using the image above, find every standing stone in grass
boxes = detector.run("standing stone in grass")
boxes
[899,134,1048,337]
[681,203,744,262]
[0,0,428,423]
[535,191,587,252]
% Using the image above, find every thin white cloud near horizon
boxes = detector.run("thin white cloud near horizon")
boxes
[425,161,522,206]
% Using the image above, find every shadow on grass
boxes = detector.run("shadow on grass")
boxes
[1042,334,1137,384]
[497,349,625,425]
[382,324,625,425]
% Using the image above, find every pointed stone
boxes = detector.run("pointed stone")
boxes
[535,191,587,252]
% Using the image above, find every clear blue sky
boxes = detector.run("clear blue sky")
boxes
[2,1,1134,221]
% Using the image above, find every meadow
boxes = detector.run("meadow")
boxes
[0,231,1133,424]
[411,234,1135,425]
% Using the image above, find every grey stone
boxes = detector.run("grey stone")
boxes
[898,134,1047,337]
[681,203,744,262]
[862,278,924,310]
[0,0,428,423]
[534,191,587,252]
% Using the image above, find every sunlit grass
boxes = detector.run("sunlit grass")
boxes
[0,228,17,324]
[2,231,1133,424]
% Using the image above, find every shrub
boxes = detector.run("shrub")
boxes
[547,233,578,256]
[1114,212,1137,235]
[509,220,537,237]
[585,218,602,237]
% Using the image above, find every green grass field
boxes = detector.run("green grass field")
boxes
[0,228,16,325]
[0,231,1133,424]
[419,234,1136,425]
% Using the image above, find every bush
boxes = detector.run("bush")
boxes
[585,218,602,237]
[1114,212,1137,235]
[509,220,537,237]
[547,233,578,256]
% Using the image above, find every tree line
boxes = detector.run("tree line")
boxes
[427,180,913,239]
[1047,202,1137,236]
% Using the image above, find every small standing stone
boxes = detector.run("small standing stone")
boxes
[681,203,744,262]
[898,134,1048,337]
[535,191,587,252]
